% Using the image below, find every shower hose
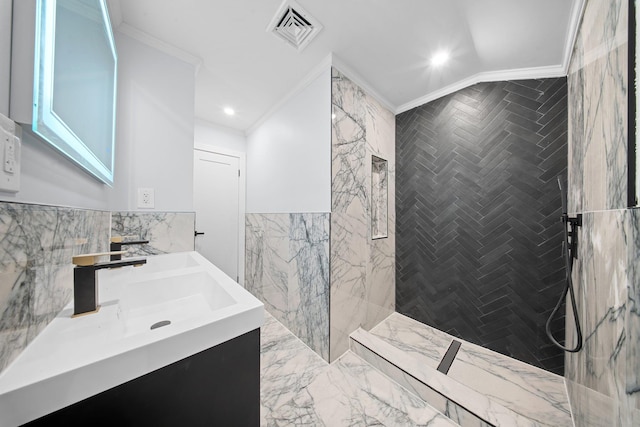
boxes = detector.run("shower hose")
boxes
[545,178,583,353]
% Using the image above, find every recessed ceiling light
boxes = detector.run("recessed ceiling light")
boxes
[224,107,235,116]
[431,51,450,67]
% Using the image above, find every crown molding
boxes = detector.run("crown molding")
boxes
[562,0,586,74]
[116,22,203,74]
[330,53,396,113]
[396,64,566,114]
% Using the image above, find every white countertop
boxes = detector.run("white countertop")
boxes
[0,251,263,427]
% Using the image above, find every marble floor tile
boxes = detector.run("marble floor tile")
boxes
[260,312,328,420]
[267,351,457,427]
[260,312,456,426]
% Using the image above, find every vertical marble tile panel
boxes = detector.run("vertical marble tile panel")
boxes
[564,209,639,426]
[246,213,330,361]
[366,91,396,330]
[111,211,195,256]
[566,210,628,398]
[628,209,640,412]
[0,202,109,373]
[330,67,395,361]
[246,214,290,318]
[567,0,628,212]
[566,0,637,424]
[288,213,330,361]
[331,89,368,214]
[568,59,586,214]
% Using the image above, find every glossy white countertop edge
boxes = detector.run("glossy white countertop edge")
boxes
[0,252,264,427]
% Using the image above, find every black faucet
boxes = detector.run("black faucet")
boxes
[110,237,150,261]
[73,257,147,316]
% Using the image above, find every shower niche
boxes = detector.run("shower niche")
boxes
[371,155,388,239]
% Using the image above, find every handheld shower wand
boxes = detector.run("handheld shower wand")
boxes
[545,177,583,353]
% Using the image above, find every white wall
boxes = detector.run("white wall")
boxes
[0,0,11,116]
[246,68,331,213]
[194,119,246,153]
[0,0,111,209]
[108,32,195,211]
[0,18,196,211]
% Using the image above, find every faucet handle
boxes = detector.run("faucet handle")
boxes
[73,251,127,266]
[110,235,137,243]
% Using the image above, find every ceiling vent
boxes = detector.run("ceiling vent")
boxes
[267,1,323,52]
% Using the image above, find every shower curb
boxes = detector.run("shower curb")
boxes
[350,328,555,427]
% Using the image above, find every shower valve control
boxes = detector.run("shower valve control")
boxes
[562,213,582,227]
[562,213,582,260]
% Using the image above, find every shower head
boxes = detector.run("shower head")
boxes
[557,176,568,215]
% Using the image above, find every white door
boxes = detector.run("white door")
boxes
[193,150,240,281]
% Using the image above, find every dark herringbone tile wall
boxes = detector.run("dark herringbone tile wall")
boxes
[396,78,568,375]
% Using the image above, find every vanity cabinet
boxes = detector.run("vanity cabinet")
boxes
[24,329,260,427]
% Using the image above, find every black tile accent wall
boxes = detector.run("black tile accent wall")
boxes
[396,78,568,375]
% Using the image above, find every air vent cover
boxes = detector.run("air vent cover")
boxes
[267,1,322,51]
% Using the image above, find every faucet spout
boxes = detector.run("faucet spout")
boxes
[110,236,150,261]
[73,256,147,316]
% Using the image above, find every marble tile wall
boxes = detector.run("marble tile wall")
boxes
[0,202,110,373]
[330,68,395,361]
[111,211,195,257]
[566,0,639,424]
[0,206,196,375]
[245,213,330,361]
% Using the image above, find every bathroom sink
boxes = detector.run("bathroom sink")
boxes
[118,270,236,337]
[0,251,263,426]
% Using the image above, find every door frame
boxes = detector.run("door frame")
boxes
[193,144,246,286]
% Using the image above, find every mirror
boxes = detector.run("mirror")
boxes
[32,0,117,185]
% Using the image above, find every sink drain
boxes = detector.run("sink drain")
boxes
[150,320,171,330]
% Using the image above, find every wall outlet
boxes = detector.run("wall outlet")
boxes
[0,113,20,193]
[138,188,155,209]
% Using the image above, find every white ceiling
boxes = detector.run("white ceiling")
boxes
[107,0,583,133]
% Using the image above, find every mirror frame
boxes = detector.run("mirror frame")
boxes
[32,0,117,185]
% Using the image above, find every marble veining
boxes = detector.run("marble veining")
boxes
[369,313,572,426]
[568,0,628,212]
[629,209,640,412]
[350,329,491,427]
[261,312,456,427]
[350,328,545,427]
[0,202,110,373]
[565,0,638,424]
[564,209,638,425]
[246,213,330,361]
[330,67,395,361]
[260,312,327,421]
[370,312,451,368]
[111,211,194,256]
